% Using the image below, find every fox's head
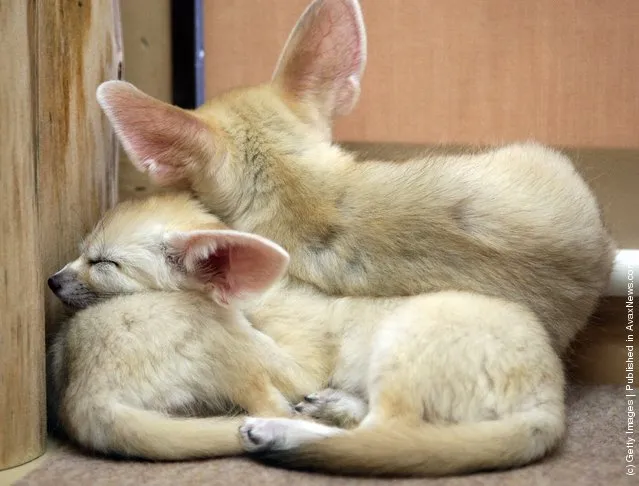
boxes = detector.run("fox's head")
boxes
[47,193,290,309]
[95,0,366,223]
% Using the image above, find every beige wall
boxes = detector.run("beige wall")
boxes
[120,0,172,102]
[204,0,639,149]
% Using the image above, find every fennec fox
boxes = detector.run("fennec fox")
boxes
[49,194,565,476]
[96,0,614,353]
[47,195,314,460]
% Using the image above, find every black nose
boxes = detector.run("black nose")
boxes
[47,275,62,293]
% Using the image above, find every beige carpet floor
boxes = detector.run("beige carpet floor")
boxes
[14,385,631,485]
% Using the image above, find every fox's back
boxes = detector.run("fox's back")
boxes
[285,142,615,352]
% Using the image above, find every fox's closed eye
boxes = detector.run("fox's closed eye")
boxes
[88,259,120,268]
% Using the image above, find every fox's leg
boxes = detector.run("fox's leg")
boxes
[239,376,415,453]
[239,378,415,453]
[230,378,293,418]
[360,362,424,428]
[239,384,418,454]
[239,388,409,454]
[294,388,368,428]
[240,315,424,453]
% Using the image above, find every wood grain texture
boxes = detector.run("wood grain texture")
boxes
[37,0,122,331]
[204,0,639,148]
[0,0,121,470]
[0,0,45,470]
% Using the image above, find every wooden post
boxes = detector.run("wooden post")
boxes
[0,0,45,470]
[0,0,122,470]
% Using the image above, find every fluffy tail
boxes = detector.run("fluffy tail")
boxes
[70,403,245,460]
[257,411,565,477]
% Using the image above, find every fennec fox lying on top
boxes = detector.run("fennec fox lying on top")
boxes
[49,194,564,476]
[96,0,615,353]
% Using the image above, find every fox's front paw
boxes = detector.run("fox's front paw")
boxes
[240,418,288,452]
[239,417,335,453]
[294,388,368,428]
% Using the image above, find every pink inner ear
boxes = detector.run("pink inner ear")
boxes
[97,81,213,187]
[226,242,283,297]
[194,247,232,299]
[273,0,367,117]
[193,245,282,305]
[168,230,290,305]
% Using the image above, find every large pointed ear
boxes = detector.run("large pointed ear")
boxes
[272,0,366,120]
[96,81,217,187]
[164,230,290,305]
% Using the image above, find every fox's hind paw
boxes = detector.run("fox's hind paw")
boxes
[294,388,368,428]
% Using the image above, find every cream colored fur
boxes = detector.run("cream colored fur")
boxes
[95,0,615,354]
[49,194,565,476]
[49,292,296,460]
